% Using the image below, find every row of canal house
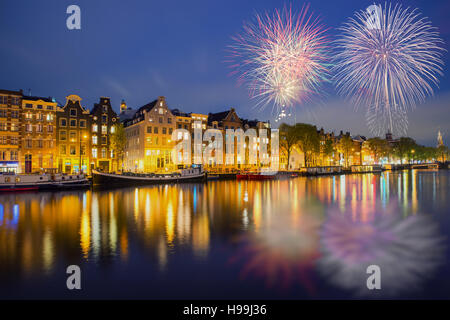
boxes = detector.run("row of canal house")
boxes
[120,96,273,173]
[0,89,118,174]
[1,89,274,174]
[4,88,369,174]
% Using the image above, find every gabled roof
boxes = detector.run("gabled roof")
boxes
[91,97,118,117]
[171,108,190,118]
[123,99,160,127]
[119,108,136,122]
[241,119,259,128]
[137,99,158,113]
[23,95,55,103]
[207,110,229,124]
[0,89,23,96]
[352,135,367,142]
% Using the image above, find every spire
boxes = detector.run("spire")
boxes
[437,130,444,147]
[120,99,127,113]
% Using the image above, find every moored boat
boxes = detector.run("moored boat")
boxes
[236,172,276,180]
[0,173,90,192]
[92,165,206,186]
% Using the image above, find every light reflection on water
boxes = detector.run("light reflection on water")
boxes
[0,170,449,299]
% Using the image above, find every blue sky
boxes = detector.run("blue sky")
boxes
[1,0,449,146]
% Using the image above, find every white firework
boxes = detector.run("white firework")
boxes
[334,3,445,134]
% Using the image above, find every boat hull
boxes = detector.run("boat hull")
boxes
[0,180,90,192]
[92,170,206,187]
[236,174,275,180]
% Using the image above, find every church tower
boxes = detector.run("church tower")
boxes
[120,99,127,113]
[437,130,444,147]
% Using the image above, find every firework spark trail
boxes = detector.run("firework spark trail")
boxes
[366,104,409,136]
[333,3,445,136]
[226,4,330,116]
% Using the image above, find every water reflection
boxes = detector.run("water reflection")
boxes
[229,197,324,292]
[318,206,445,297]
[0,170,448,298]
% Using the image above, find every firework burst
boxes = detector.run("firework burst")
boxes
[334,3,445,135]
[226,4,330,116]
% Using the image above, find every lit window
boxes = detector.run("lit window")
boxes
[92,124,98,132]
[92,135,98,145]
[92,148,97,158]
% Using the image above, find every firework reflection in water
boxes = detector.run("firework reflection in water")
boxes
[318,207,445,297]
[229,198,324,294]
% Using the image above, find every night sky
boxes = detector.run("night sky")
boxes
[1,0,449,146]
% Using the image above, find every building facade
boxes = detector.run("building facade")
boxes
[0,89,22,173]
[123,96,176,172]
[21,95,58,173]
[56,95,92,174]
[90,97,119,172]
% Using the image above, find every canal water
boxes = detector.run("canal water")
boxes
[0,170,449,299]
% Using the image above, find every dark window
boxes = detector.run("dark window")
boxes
[70,109,77,116]
[147,126,152,133]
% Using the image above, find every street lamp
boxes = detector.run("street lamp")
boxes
[79,133,88,174]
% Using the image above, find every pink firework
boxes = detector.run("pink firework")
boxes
[226,4,330,114]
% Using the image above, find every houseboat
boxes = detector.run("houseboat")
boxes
[92,165,206,186]
[0,173,90,192]
[303,166,342,176]
[350,165,383,173]
[236,172,277,180]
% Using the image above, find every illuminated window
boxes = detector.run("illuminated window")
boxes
[92,148,98,158]
[92,135,98,145]
[92,124,98,132]
[111,126,115,133]
[101,125,107,134]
